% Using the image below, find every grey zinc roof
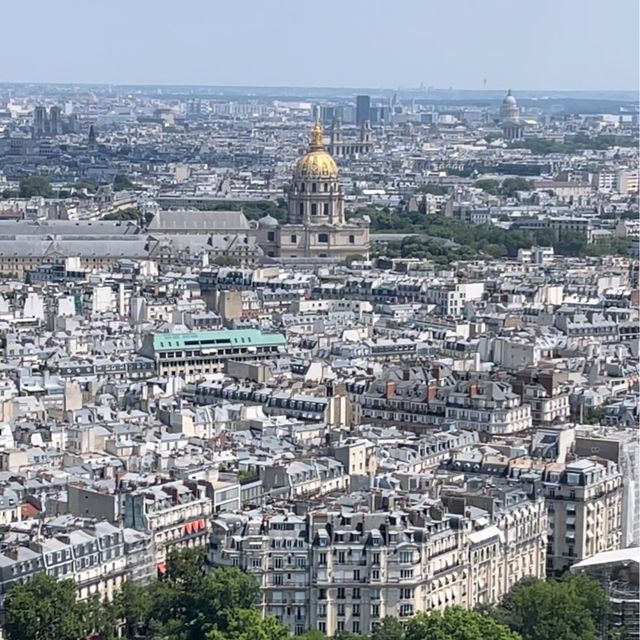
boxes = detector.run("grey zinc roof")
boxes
[0,238,152,258]
[148,209,250,232]
[0,220,138,237]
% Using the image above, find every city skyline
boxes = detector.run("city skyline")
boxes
[0,0,638,91]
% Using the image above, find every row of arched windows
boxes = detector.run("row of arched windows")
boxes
[299,203,331,216]
[300,182,330,193]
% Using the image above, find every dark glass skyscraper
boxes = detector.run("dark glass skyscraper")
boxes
[356,95,371,126]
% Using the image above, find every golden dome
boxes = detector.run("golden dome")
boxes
[294,122,339,179]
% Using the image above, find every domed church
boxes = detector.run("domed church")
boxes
[257,122,370,259]
[499,89,524,140]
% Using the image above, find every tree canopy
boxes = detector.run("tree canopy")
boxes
[406,607,521,640]
[488,574,608,640]
[192,198,289,224]
[509,133,638,155]
[19,174,54,198]
[102,207,144,222]
[2,549,608,640]
[356,210,629,263]
[211,255,241,267]
[416,184,449,196]
[113,173,135,191]
[474,177,534,197]
[4,572,95,640]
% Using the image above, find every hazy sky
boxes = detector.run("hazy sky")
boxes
[1,0,638,90]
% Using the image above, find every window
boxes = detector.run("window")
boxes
[318,623,326,634]
[337,604,345,617]
[323,203,329,215]
[352,621,360,634]
[337,588,346,599]
[274,557,283,569]
[353,569,360,581]
[273,574,283,585]
[311,203,318,215]
[324,183,328,192]
[318,553,327,566]
[290,234,297,244]
[318,233,329,243]
[349,234,355,244]
[352,588,360,599]
[399,551,412,563]
[299,203,304,216]
[371,604,380,618]
[300,183,305,192]
[338,551,346,563]
[400,569,413,579]
[371,569,380,580]
[312,183,317,192]
[352,604,360,617]
[372,552,380,565]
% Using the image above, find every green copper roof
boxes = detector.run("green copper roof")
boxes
[152,329,286,352]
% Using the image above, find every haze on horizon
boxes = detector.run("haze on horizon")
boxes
[1,0,638,92]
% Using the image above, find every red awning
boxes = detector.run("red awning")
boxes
[185,522,192,534]
[199,518,206,530]
[157,562,166,574]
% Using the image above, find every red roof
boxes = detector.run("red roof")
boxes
[21,503,40,519]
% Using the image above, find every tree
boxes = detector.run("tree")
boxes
[4,573,90,640]
[237,469,260,484]
[416,184,448,196]
[19,174,53,198]
[102,207,143,221]
[500,178,534,197]
[298,631,328,640]
[207,609,289,640]
[406,607,520,640]
[491,575,607,640]
[144,548,261,640]
[115,580,153,638]
[561,573,608,632]
[334,632,368,640]
[113,173,135,191]
[371,615,405,640]
[474,179,501,195]
[212,255,241,267]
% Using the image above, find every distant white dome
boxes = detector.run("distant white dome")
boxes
[257,214,279,228]
[503,91,517,107]
[500,89,520,123]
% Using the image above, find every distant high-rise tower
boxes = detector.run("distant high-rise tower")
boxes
[356,95,371,126]
[87,124,97,147]
[33,105,47,138]
[49,106,62,136]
